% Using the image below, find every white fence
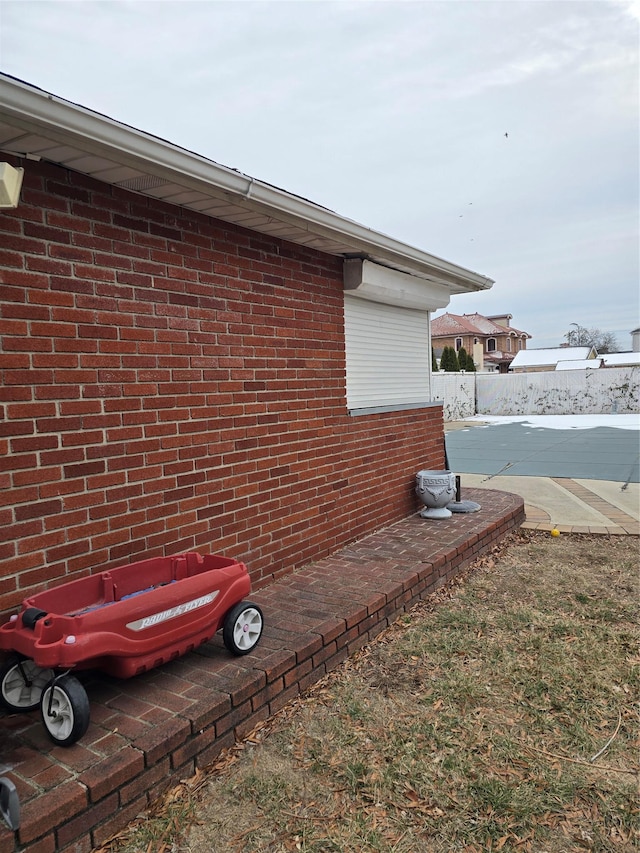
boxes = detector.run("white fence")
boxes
[431,373,476,420]
[432,366,640,418]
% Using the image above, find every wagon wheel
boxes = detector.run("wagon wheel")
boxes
[223,601,263,655]
[0,656,55,712]
[40,675,90,746]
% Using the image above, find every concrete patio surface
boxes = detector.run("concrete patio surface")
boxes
[455,474,639,535]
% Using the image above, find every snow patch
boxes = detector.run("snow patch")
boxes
[465,414,640,431]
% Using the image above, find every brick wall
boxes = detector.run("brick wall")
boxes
[0,160,445,620]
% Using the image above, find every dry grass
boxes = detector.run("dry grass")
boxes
[102,532,639,853]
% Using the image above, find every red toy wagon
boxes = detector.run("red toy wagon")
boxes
[0,552,263,746]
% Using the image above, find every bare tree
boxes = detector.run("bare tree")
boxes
[564,324,619,353]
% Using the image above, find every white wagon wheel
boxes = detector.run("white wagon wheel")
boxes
[0,656,55,712]
[40,675,90,746]
[222,602,263,655]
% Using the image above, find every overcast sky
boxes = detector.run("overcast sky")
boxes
[1,0,638,348]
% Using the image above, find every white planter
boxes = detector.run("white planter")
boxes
[415,470,456,519]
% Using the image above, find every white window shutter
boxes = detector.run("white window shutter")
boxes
[344,294,431,411]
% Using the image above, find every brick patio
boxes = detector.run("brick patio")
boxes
[0,487,524,852]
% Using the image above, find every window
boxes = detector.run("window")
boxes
[344,295,431,412]
[486,338,496,352]
[342,259,451,414]
[455,337,462,351]
[506,338,511,352]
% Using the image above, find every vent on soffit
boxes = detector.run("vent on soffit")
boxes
[115,174,169,191]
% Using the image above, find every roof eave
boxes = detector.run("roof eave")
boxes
[0,74,493,296]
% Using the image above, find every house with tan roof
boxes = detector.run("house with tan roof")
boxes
[431,312,531,373]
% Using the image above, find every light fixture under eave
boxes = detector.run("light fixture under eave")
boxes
[0,162,25,208]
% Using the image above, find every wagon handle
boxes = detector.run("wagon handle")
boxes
[45,670,71,717]
[16,658,32,689]
[0,776,19,830]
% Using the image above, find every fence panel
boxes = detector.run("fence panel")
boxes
[431,373,476,420]
[475,367,639,415]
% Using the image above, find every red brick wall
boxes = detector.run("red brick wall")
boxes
[0,160,445,619]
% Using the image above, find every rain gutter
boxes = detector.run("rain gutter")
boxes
[0,74,493,293]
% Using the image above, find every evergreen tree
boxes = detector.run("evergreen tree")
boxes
[432,346,438,371]
[442,346,459,372]
[458,346,476,372]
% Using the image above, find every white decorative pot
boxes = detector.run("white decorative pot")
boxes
[415,470,456,519]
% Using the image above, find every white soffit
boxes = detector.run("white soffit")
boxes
[343,258,451,310]
[0,74,494,296]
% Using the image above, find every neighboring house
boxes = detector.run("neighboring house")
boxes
[431,312,530,373]
[629,328,640,353]
[0,74,494,619]
[601,352,640,368]
[509,346,598,373]
[555,358,603,371]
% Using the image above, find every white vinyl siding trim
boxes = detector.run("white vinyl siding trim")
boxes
[344,295,431,411]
